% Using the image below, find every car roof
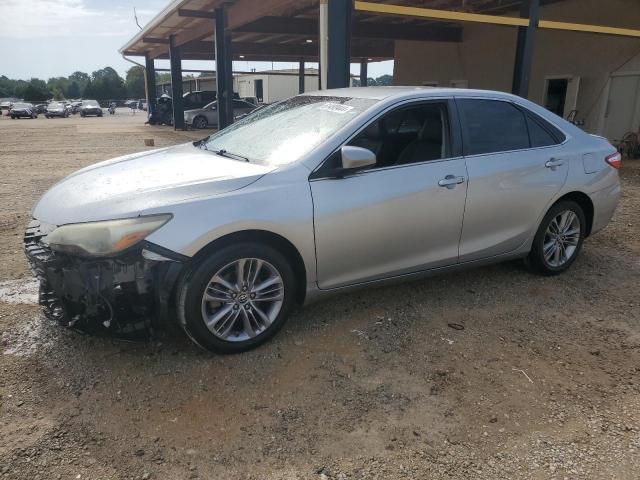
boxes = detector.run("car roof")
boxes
[304,86,521,102]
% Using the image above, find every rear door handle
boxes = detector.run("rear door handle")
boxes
[438,175,466,189]
[545,159,565,170]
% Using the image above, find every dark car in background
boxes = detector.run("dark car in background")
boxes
[34,104,48,114]
[80,100,103,117]
[10,102,37,119]
[45,102,69,118]
[183,91,217,110]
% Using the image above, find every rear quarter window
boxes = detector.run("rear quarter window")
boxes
[459,99,530,155]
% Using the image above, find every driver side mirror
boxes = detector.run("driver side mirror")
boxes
[341,146,376,170]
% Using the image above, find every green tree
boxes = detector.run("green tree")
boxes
[375,74,393,86]
[125,66,146,98]
[69,71,90,93]
[22,78,50,101]
[52,87,65,100]
[89,67,126,100]
[47,77,69,97]
[67,81,81,98]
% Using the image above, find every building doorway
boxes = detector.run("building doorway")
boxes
[543,76,580,120]
[255,79,264,103]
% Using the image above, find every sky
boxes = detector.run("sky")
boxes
[0,0,393,81]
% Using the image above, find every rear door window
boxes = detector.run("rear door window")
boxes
[458,99,530,155]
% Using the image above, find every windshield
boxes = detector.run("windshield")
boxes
[49,103,63,108]
[13,103,30,108]
[201,95,376,166]
[83,100,99,106]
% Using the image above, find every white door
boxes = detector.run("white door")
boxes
[603,75,640,143]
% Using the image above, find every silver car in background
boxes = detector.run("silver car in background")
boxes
[25,87,621,353]
[184,99,257,129]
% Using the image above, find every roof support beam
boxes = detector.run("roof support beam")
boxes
[176,40,392,60]
[326,0,352,89]
[178,8,216,19]
[355,0,640,38]
[169,35,185,130]
[143,37,169,44]
[234,15,462,42]
[215,6,234,129]
[144,54,157,116]
[512,0,539,97]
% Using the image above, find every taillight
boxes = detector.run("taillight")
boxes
[605,152,622,169]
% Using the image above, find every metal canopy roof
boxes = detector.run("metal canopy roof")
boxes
[120,0,553,63]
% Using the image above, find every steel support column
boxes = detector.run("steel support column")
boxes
[169,35,184,129]
[298,61,305,94]
[359,59,368,87]
[144,54,157,118]
[215,7,234,129]
[512,0,539,97]
[326,0,352,89]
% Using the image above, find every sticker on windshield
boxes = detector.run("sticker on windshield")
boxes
[317,103,354,114]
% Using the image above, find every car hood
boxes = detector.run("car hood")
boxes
[33,143,274,225]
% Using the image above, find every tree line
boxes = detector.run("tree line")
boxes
[0,66,146,102]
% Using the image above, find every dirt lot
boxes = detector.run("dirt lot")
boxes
[1,111,639,480]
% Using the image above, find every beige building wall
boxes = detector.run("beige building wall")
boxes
[393,0,640,135]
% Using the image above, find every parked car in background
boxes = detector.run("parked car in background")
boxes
[79,100,103,117]
[185,99,256,129]
[10,102,37,119]
[34,104,47,114]
[138,100,148,111]
[183,90,216,110]
[24,87,621,353]
[45,102,69,118]
[70,101,83,114]
[0,100,13,113]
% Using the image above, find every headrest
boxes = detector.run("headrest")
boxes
[418,109,443,143]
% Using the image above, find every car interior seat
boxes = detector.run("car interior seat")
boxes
[395,109,445,165]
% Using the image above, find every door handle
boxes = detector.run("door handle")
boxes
[438,175,466,189]
[545,159,565,170]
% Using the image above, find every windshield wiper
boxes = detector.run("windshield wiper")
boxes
[212,149,250,162]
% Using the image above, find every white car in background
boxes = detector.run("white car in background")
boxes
[185,99,256,129]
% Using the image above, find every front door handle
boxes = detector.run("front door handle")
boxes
[545,158,565,170]
[438,175,466,189]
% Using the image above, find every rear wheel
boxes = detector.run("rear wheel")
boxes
[526,200,586,275]
[177,243,296,353]
[193,116,208,129]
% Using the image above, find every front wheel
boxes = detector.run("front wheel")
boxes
[526,200,586,275]
[177,243,296,353]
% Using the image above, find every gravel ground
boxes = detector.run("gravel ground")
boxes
[0,111,639,480]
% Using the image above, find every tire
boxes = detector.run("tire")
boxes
[177,242,296,353]
[526,200,586,276]
[10,115,15,119]
[193,116,208,129]
[80,112,85,117]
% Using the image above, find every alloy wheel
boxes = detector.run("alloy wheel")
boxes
[543,210,581,268]
[200,258,284,341]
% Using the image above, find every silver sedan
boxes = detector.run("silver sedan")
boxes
[184,99,256,129]
[26,87,621,353]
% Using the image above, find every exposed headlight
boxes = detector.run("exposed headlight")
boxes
[45,214,172,257]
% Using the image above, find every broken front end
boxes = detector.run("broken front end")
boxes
[24,220,185,338]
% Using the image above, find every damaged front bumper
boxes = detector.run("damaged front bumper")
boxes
[24,220,185,338]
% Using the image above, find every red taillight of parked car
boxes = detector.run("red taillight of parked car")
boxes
[605,152,622,169]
